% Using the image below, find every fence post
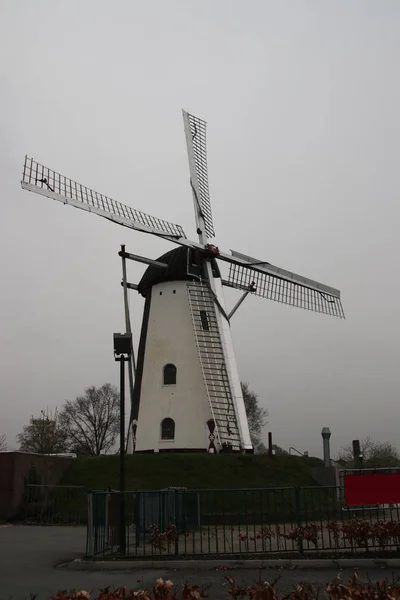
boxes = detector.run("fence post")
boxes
[105,492,109,546]
[87,492,94,556]
[294,487,303,555]
[197,492,201,529]
[135,492,141,548]
[174,490,179,556]
[294,487,302,528]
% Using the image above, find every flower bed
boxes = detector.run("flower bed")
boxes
[32,571,400,599]
[145,518,400,555]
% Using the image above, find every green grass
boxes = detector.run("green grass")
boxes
[60,453,323,491]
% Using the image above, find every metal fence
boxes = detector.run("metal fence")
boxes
[19,484,86,525]
[86,486,400,558]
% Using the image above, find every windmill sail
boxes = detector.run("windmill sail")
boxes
[227,250,344,318]
[21,156,186,239]
[182,110,214,238]
[19,109,345,457]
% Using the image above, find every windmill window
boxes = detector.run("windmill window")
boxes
[200,310,209,331]
[161,418,175,440]
[163,363,177,385]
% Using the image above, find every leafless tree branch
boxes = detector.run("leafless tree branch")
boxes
[17,408,68,454]
[59,383,120,456]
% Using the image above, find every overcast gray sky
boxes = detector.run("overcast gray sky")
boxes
[1,0,399,458]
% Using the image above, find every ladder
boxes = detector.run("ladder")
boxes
[187,281,242,451]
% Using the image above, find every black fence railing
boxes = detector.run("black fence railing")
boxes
[86,486,400,558]
[18,484,86,525]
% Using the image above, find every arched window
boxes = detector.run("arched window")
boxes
[161,418,175,440]
[163,363,177,385]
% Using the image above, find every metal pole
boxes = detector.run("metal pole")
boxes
[119,357,126,554]
[268,432,273,457]
[86,492,94,556]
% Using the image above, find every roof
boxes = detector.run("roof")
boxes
[137,246,221,297]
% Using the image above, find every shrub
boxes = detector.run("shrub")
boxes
[31,572,400,599]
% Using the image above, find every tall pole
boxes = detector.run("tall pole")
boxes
[268,432,273,457]
[120,244,136,452]
[321,427,331,468]
[119,357,126,554]
[114,333,130,555]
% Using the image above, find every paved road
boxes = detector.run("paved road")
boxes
[0,525,399,600]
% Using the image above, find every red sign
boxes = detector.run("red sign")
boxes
[345,473,400,506]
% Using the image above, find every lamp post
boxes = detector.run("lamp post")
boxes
[113,332,132,555]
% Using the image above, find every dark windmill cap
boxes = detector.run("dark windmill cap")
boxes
[137,246,221,297]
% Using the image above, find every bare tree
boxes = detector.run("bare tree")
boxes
[241,381,268,452]
[17,409,68,454]
[338,436,400,468]
[0,433,7,451]
[59,383,120,456]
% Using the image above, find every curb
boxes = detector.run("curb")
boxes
[63,558,400,571]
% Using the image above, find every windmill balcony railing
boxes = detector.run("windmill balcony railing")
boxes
[86,486,400,559]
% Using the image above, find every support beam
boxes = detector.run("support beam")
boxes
[120,245,136,454]
[227,291,250,320]
[227,283,256,320]
[222,279,254,293]
[120,246,136,377]
[118,250,168,269]
[121,282,139,291]
[222,279,244,291]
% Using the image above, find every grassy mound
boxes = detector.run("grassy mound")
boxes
[60,453,322,490]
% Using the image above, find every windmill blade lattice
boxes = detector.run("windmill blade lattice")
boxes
[182,111,214,238]
[21,156,186,239]
[227,252,344,318]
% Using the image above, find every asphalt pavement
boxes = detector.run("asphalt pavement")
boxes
[0,525,399,600]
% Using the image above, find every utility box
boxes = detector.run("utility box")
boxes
[134,487,199,541]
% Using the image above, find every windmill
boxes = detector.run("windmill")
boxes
[20,110,344,455]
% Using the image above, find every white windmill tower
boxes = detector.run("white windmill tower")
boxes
[20,110,344,455]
